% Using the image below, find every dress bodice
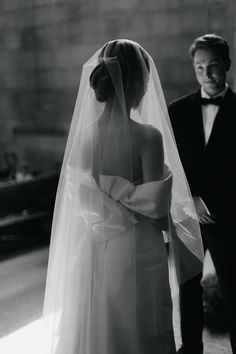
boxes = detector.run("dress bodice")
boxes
[67,165,172,243]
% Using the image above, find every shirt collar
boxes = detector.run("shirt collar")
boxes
[201,83,228,99]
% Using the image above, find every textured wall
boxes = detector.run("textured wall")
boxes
[0,0,235,171]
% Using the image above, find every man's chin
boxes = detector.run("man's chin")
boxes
[202,85,221,97]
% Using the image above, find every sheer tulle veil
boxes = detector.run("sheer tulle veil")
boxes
[42,39,204,353]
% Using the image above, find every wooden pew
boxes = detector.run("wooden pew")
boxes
[0,172,59,250]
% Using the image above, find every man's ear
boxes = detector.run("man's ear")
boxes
[226,58,231,71]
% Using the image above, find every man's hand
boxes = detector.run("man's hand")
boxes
[193,196,216,224]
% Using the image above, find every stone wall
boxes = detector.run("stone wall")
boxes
[0,0,235,171]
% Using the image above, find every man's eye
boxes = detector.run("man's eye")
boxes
[195,66,203,72]
[208,64,221,75]
[210,63,219,67]
[209,64,220,70]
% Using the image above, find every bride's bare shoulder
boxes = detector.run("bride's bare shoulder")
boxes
[131,120,162,147]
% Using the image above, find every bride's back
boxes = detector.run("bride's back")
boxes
[88,40,164,183]
[87,116,164,184]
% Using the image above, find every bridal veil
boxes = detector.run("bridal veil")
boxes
[42,39,204,354]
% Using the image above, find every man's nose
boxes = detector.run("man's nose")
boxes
[206,66,214,79]
[198,67,208,80]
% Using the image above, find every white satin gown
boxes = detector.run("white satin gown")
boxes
[68,165,177,354]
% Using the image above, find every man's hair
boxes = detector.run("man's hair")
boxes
[189,34,231,70]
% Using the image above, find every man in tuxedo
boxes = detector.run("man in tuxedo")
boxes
[168,34,236,354]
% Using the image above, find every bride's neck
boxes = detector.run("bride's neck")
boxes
[100,100,131,123]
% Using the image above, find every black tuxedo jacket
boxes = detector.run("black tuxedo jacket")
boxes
[168,87,236,232]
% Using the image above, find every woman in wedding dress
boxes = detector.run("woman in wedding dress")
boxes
[42,40,204,354]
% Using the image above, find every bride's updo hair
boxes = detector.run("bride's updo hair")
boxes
[90,39,150,108]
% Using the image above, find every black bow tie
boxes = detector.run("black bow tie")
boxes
[200,96,224,106]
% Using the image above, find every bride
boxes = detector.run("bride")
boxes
[42,39,204,354]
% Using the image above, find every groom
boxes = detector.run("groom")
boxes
[168,34,236,354]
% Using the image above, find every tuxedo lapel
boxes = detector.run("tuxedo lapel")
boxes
[205,88,233,151]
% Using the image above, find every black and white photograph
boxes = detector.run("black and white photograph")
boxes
[0,1,235,353]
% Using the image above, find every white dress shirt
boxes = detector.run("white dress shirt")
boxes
[201,84,228,145]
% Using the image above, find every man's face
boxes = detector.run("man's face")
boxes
[193,48,228,97]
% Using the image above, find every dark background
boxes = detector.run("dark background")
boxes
[0,0,235,173]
